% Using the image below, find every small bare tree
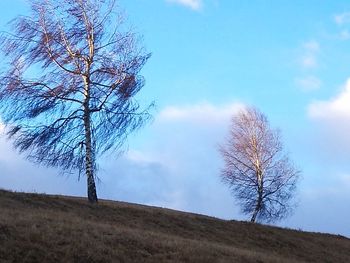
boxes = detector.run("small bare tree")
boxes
[0,0,152,203]
[220,107,299,223]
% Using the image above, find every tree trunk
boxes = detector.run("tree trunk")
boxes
[85,126,97,203]
[251,169,263,223]
[251,184,263,223]
[250,196,262,223]
[83,75,98,203]
[87,170,97,203]
[84,109,98,203]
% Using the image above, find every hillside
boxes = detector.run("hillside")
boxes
[0,189,349,263]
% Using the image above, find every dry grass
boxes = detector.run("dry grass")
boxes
[0,189,349,262]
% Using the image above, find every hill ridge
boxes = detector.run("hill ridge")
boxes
[0,189,349,262]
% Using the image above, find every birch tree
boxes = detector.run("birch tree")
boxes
[0,0,152,203]
[220,107,299,223]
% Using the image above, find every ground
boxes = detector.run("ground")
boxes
[0,189,349,262]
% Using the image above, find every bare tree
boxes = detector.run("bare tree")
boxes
[0,0,152,203]
[220,107,299,223]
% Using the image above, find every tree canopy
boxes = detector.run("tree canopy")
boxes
[220,107,300,222]
[0,0,152,202]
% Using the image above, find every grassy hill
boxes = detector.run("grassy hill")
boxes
[0,189,349,263]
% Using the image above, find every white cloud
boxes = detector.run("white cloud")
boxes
[333,13,350,40]
[334,12,350,25]
[306,78,350,162]
[295,75,322,92]
[308,78,350,120]
[283,172,350,237]
[125,149,157,164]
[158,102,245,124]
[299,40,320,69]
[301,56,317,69]
[303,40,320,53]
[99,101,245,219]
[294,41,321,93]
[166,0,202,10]
[0,137,85,196]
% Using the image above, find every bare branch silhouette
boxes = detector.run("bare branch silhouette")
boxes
[220,107,299,223]
[0,0,152,203]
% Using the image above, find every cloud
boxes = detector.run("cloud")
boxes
[283,173,350,237]
[158,102,245,125]
[306,78,350,163]
[301,56,317,69]
[166,0,202,10]
[299,40,320,69]
[295,75,322,92]
[294,41,321,93]
[332,13,350,40]
[334,12,350,25]
[0,137,85,196]
[98,102,245,218]
[303,41,320,53]
[308,78,350,120]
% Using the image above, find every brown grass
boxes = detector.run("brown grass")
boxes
[0,189,349,262]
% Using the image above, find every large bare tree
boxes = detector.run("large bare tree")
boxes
[0,0,152,203]
[220,107,299,223]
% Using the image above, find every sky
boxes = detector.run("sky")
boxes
[0,0,350,237]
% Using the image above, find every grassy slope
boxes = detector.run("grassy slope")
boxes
[0,190,349,263]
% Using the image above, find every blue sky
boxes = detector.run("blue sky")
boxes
[1,0,350,237]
